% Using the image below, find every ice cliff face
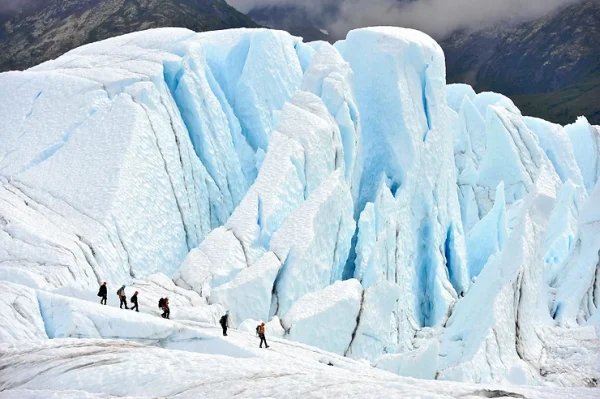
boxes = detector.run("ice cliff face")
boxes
[0,27,598,387]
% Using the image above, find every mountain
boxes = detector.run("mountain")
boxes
[4,1,596,125]
[441,0,600,125]
[247,5,332,42]
[0,0,258,72]
[1,27,599,392]
[234,0,599,125]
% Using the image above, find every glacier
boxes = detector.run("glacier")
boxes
[0,25,599,397]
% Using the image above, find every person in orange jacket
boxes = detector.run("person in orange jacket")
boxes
[257,322,269,348]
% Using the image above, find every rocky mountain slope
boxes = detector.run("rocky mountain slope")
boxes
[441,0,600,125]
[247,5,332,42]
[0,0,257,72]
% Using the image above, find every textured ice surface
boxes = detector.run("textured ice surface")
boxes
[437,167,597,386]
[565,117,600,193]
[0,28,306,291]
[199,29,303,153]
[553,180,600,327]
[0,282,47,342]
[466,182,508,279]
[346,281,402,362]
[173,227,248,297]
[210,252,281,326]
[2,337,598,399]
[282,279,363,355]
[525,117,585,188]
[439,168,558,384]
[0,25,599,391]
[271,170,355,317]
[446,83,477,113]
[301,42,361,194]
[376,340,439,379]
[337,29,470,359]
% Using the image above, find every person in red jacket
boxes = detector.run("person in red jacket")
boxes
[161,297,170,319]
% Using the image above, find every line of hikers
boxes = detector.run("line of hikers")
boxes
[98,282,269,348]
[97,282,169,318]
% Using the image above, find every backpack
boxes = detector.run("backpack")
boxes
[219,315,227,326]
[158,298,165,309]
[130,295,136,302]
[97,289,102,297]
[256,325,261,334]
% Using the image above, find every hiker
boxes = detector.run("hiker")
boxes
[161,297,170,319]
[98,282,107,305]
[130,291,139,312]
[257,322,269,348]
[158,297,165,315]
[219,311,229,336]
[117,285,128,309]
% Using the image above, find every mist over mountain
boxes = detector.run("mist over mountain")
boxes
[226,0,578,39]
[229,0,599,125]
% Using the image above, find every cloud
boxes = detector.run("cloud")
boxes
[0,0,40,17]
[227,0,327,14]
[227,0,578,38]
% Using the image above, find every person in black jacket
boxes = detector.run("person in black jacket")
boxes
[130,291,139,312]
[219,311,230,336]
[98,282,107,305]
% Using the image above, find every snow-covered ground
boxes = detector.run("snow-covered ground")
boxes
[1,337,598,399]
[0,288,597,398]
[0,26,599,397]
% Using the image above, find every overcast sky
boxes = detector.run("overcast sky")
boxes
[226,0,578,38]
[0,0,37,16]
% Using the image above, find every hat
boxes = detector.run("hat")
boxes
[103,282,107,285]
[261,322,265,326]
[135,291,139,294]
[122,285,126,288]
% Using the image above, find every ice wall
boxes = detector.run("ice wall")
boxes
[0,26,598,387]
[338,27,469,347]
[0,28,306,291]
[565,117,600,193]
[438,166,559,384]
